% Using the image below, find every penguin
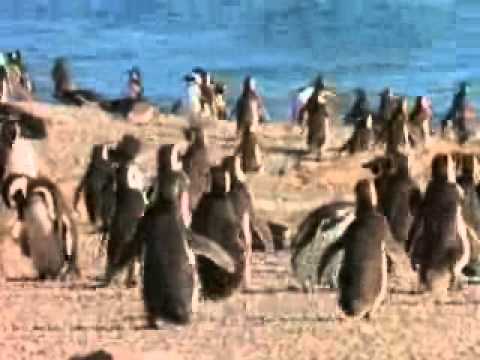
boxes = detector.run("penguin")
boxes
[104,134,145,287]
[105,144,235,326]
[221,154,274,252]
[408,153,470,297]
[236,124,264,173]
[193,69,217,120]
[234,76,269,134]
[0,120,39,185]
[338,114,375,154]
[344,88,371,126]
[409,95,433,147]
[455,153,480,277]
[374,87,397,132]
[291,200,355,290]
[192,165,247,298]
[2,174,80,280]
[383,97,411,154]
[378,152,423,247]
[442,82,474,143]
[317,179,390,319]
[4,50,35,100]
[0,102,47,140]
[98,67,157,123]
[297,80,331,160]
[213,81,228,120]
[0,64,8,103]
[51,57,104,106]
[73,143,117,235]
[181,126,211,210]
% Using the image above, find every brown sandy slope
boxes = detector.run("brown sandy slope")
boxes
[1,103,480,360]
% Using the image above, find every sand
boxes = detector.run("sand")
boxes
[0,102,480,360]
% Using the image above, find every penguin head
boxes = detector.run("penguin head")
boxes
[243,76,256,93]
[313,75,325,92]
[128,66,142,83]
[222,155,246,183]
[2,174,28,210]
[111,134,141,164]
[157,143,184,173]
[210,166,231,194]
[362,156,394,178]
[355,88,367,101]
[459,81,470,96]
[1,120,20,147]
[354,179,377,211]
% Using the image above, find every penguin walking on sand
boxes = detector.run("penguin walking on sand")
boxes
[297,78,331,160]
[2,174,80,280]
[104,135,145,287]
[344,88,372,126]
[408,153,471,298]
[455,153,480,277]
[222,155,274,252]
[73,143,117,235]
[192,165,248,297]
[236,125,264,173]
[105,144,235,326]
[234,76,269,134]
[378,152,423,248]
[181,126,211,210]
[317,179,390,319]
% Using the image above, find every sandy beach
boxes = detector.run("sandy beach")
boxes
[0,103,479,359]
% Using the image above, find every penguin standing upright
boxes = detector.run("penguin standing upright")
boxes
[73,143,117,234]
[375,87,397,134]
[409,96,433,147]
[222,154,274,252]
[408,153,470,297]
[105,144,234,326]
[192,165,247,298]
[104,135,145,287]
[181,126,211,210]
[297,78,331,160]
[384,97,410,154]
[456,153,480,276]
[442,82,475,144]
[236,125,264,173]
[317,179,390,319]
[234,76,268,134]
[379,153,422,247]
[344,88,371,126]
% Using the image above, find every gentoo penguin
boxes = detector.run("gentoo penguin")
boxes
[181,126,211,210]
[298,84,331,160]
[379,152,422,247]
[222,154,274,252]
[51,57,104,106]
[344,88,371,126]
[408,153,470,296]
[456,153,480,276]
[236,124,264,173]
[104,135,145,287]
[383,97,411,154]
[338,114,375,154]
[409,96,433,147]
[192,165,247,297]
[442,82,475,143]
[2,174,80,280]
[105,144,234,326]
[73,143,117,234]
[317,179,390,319]
[234,76,269,133]
[0,120,38,184]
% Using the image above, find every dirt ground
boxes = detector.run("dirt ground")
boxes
[1,103,480,360]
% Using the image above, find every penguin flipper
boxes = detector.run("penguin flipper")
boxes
[189,232,235,273]
[317,238,345,283]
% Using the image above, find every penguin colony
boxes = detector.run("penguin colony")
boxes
[1,52,480,327]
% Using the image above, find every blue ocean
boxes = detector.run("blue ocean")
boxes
[0,0,477,121]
